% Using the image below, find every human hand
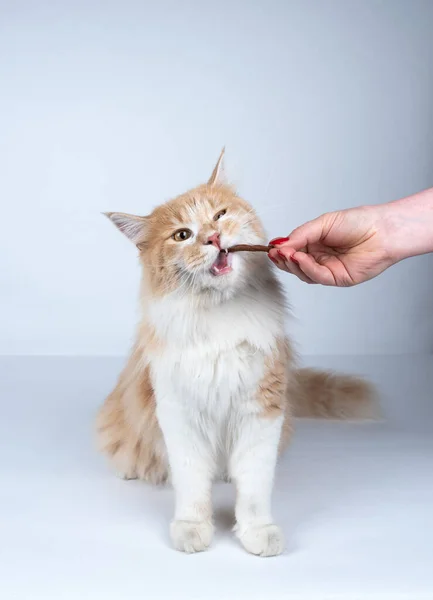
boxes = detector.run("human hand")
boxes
[268,206,396,286]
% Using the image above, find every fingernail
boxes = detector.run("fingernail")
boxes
[269,236,290,246]
[290,255,299,265]
[277,250,286,260]
[269,255,278,264]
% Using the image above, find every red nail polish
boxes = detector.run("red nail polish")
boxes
[277,250,286,259]
[269,236,290,246]
[290,255,299,265]
[269,255,278,264]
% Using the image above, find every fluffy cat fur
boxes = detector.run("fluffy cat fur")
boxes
[97,149,376,556]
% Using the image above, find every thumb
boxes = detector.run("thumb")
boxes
[287,215,329,251]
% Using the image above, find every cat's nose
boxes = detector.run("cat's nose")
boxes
[205,232,221,249]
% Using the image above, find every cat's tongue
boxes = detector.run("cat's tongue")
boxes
[210,250,233,276]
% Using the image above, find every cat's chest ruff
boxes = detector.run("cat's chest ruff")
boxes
[152,339,266,417]
[147,289,283,409]
[147,290,283,354]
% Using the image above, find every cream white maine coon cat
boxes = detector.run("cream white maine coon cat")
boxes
[97,150,376,556]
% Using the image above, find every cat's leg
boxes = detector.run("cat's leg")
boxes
[156,399,216,553]
[97,351,169,484]
[229,412,284,557]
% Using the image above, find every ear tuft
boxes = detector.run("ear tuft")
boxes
[208,147,226,186]
[104,212,148,244]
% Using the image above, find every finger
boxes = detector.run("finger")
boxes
[270,248,315,284]
[268,249,291,272]
[279,253,315,284]
[292,251,337,286]
[271,244,297,261]
[272,245,335,285]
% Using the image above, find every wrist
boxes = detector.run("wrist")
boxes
[376,188,433,263]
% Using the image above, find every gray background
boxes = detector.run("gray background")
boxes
[1,0,433,356]
[1,2,433,599]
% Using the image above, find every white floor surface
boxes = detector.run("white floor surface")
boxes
[1,355,432,600]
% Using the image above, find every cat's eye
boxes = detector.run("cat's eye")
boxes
[214,209,227,221]
[172,229,193,242]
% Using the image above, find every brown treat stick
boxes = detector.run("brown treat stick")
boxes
[227,244,274,253]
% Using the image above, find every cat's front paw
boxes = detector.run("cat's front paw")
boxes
[170,520,214,553]
[116,471,138,480]
[237,524,284,557]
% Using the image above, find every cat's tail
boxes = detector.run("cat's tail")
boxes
[290,368,379,420]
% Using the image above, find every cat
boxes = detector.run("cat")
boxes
[97,149,376,557]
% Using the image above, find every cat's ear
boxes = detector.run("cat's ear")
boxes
[208,147,226,186]
[104,212,149,246]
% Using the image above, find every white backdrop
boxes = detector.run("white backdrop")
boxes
[1,0,433,356]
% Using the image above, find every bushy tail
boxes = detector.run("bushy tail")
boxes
[290,368,379,420]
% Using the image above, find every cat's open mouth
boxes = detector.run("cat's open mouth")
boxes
[210,250,233,276]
